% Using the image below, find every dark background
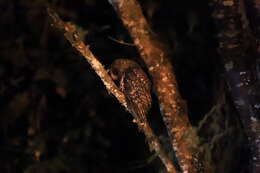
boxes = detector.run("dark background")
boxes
[0,0,246,172]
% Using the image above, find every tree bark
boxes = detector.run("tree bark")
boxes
[108,0,203,172]
[212,0,260,172]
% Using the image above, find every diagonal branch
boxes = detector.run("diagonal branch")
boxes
[47,7,176,173]
[47,7,127,109]
[108,0,203,173]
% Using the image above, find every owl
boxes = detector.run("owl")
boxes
[110,59,152,122]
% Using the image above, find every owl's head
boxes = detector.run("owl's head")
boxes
[109,59,140,81]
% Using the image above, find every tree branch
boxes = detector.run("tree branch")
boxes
[47,7,176,173]
[47,7,127,109]
[212,0,260,172]
[108,0,203,173]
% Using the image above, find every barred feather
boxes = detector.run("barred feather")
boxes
[110,59,152,122]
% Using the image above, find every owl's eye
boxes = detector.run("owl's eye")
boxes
[110,69,119,81]
[112,69,119,76]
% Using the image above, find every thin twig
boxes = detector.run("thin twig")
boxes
[108,36,135,46]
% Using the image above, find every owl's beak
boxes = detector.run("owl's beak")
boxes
[108,69,118,80]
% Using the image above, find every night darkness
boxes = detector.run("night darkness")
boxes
[0,0,251,173]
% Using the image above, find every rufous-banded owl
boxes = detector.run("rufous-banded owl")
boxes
[110,59,152,122]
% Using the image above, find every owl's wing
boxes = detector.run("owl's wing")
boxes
[122,68,151,122]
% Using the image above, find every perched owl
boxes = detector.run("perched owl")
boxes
[110,59,152,122]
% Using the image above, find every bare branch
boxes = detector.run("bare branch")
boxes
[47,7,176,173]
[137,120,177,173]
[108,0,203,172]
[47,7,127,108]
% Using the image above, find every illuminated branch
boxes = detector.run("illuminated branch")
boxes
[47,7,176,173]
[108,0,203,172]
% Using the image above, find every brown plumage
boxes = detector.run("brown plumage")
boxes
[110,59,152,122]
